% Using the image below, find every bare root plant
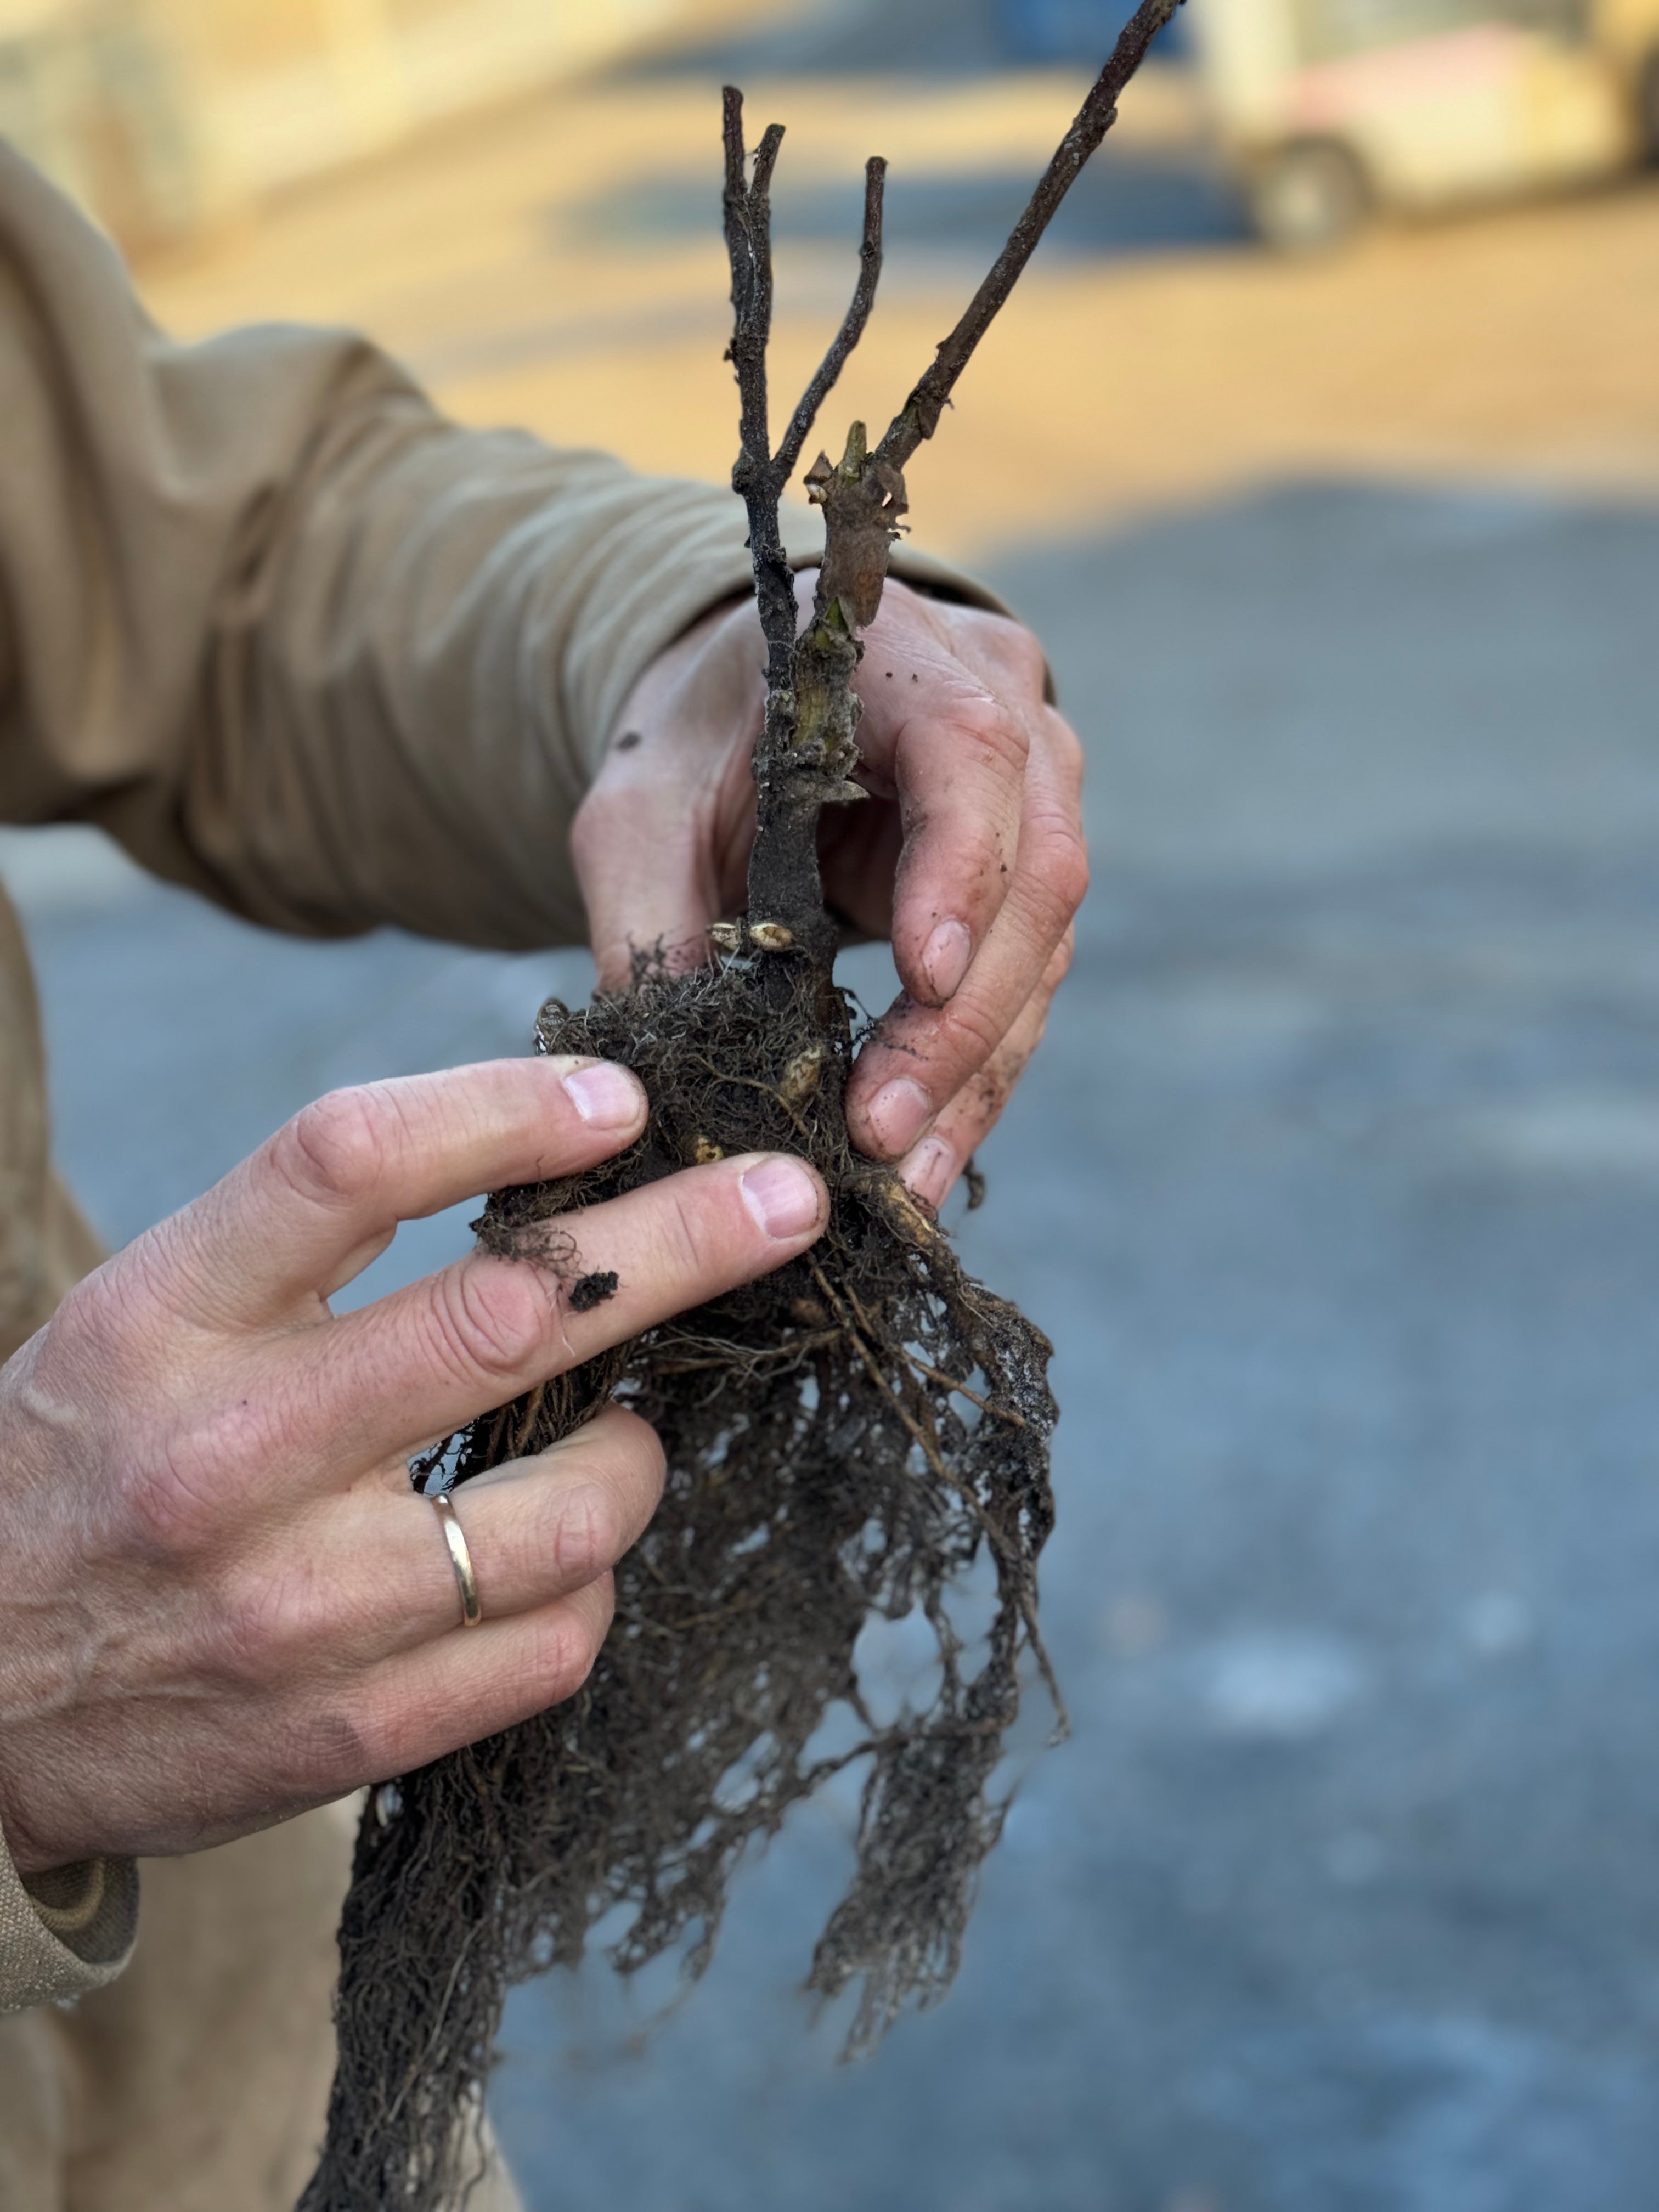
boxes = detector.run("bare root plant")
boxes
[301,5,1180,2203]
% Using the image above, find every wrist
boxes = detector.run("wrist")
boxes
[605,590,749,757]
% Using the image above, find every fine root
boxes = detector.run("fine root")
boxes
[302,954,1058,2211]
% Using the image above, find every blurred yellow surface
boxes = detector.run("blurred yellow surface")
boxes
[129,46,1659,565]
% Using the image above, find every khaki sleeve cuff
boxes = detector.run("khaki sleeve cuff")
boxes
[0,1818,137,2015]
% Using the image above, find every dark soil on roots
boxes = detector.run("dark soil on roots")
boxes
[300,941,1059,2210]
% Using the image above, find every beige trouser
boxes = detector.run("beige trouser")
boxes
[0,1805,524,2212]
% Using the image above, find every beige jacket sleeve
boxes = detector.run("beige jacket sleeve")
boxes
[0,144,994,2013]
[0,140,986,944]
[0,1836,137,2013]
[0,139,730,944]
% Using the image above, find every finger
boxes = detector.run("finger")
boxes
[887,680,1028,1003]
[168,1058,648,1329]
[854,616,1052,1008]
[845,724,1087,1161]
[893,930,1072,1212]
[339,1575,619,1790]
[297,1151,828,1471]
[267,1407,664,1666]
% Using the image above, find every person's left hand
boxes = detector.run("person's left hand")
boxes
[572,575,1086,1211]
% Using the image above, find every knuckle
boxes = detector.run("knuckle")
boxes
[935,994,1007,1071]
[33,1271,112,1383]
[901,819,1010,930]
[1059,843,1090,916]
[991,617,1050,695]
[423,1259,549,1390]
[281,1700,375,1799]
[525,1593,610,1705]
[116,1220,195,1327]
[41,1235,186,1394]
[1011,995,1057,1073]
[650,1178,714,1285]
[590,1575,618,1646]
[42,1265,101,1341]
[1014,629,1050,692]
[633,1419,669,1500]
[117,1461,211,1561]
[1041,709,1086,799]
[208,1555,327,1689]
[112,1462,208,1564]
[953,607,1048,697]
[1044,703,1084,765]
[1028,814,1090,923]
[935,687,1030,776]
[276,1088,391,1211]
[576,1407,668,1511]
[952,601,1008,648]
[551,1482,625,1585]
[114,1397,272,1560]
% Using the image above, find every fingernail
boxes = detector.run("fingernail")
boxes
[864,1076,932,1159]
[561,1060,645,1130]
[901,1135,956,1212]
[921,918,972,1003]
[740,1156,822,1240]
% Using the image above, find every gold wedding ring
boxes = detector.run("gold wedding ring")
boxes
[431,1491,482,1630]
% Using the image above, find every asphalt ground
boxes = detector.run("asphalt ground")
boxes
[7,476,1658,2210]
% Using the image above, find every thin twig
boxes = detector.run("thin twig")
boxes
[721,91,794,686]
[721,0,1179,945]
[874,0,1182,470]
[774,155,887,485]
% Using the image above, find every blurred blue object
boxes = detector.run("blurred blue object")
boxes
[996,0,1187,60]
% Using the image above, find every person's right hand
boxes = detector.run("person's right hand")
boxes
[0,1058,827,1877]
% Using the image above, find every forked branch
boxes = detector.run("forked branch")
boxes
[722,89,891,947]
[721,91,793,692]
[721,0,1182,947]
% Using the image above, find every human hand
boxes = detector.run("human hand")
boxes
[573,574,1085,1211]
[0,1060,826,1874]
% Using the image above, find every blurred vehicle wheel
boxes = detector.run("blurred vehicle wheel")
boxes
[1246,139,1369,252]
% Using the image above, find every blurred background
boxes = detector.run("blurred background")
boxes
[5,1,1659,2207]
